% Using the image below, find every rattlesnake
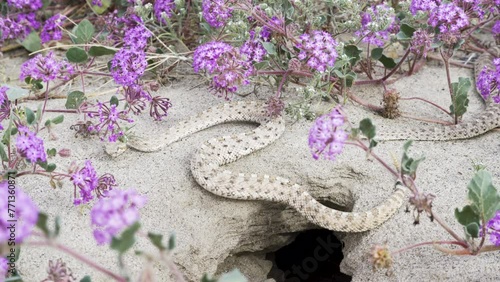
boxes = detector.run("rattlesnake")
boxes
[377,46,500,141]
[121,101,407,232]
[106,47,498,233]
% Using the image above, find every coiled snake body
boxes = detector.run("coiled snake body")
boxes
[111,47,498,232]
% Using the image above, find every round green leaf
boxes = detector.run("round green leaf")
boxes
[66,47,88,63]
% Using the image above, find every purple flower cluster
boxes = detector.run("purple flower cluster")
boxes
[110,49,147,86]
[0,86,11,128]
[484,210,500,246]
[410,0,441,14]
[308,107,348,161]
[202,0,233,28]
[16,126,47,163]
[410,29,432,58]
[40,14,66,43]
[193,41,253,99]
[493,20,500,35]
[154,0,176,25]
[0,13,39,46]
[6,0,42,10]
[20,51,74,83]
[355,4,397,47]
[428,3,469,34]
[91,188,147,245]
[88,102,133,142]
[0,181,39,244]
[120,15,151,50]
[240,29,268,63]
[71,160,99,205]
[296,31,338,72]
[476,58,500,103]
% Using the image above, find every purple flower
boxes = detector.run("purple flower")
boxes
[71,160,99,205]
[20,51,75,82]
[202,0,233,28]
[0,86,11,128]
[16,13,40,36]
[493,20,500,35]
[123,84,151,115]
[296,30,338,72]
[240,30,267,62]
[16,126,47,163]
[40,14,66,43]
[123,24,151,50]
[154,0,176,25]
[355,4,397,47]
[6,0,42,10]
[410,0,441,14]
[87,102,133,142]
[110,49,147,86]
[91,0,102,6]
[0,181,39,244]
[193,41,253,99]
[0,17,26,45]
[484,210,500,246]
[308,106,348,161]
[476,57,500,103]
[149,96,172,121]
[91,189,147,245]
[410,29,432,58]
[428,3,469,34]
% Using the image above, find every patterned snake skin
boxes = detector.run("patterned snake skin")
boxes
[106,47,498,232]
[121,102,407,232]
[377,46,500,140]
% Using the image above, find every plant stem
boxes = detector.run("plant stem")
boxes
[399,97,452,116]
[439,48,457,124]
[392,240,468,255]
[28,240,126,282]
[430,211,465,244]
[380,48,411,82]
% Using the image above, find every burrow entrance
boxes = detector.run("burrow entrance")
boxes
[266,229,352,282]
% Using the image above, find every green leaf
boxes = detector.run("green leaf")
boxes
[450,77,470,119]
[47,148,57,157]
[72,19,95,44]
[45,163,57,172]
[261,42,276,55]
[80,275,92,282]
[88,0,111,14]
[168,233,175,250]
[201,275,216,282]
[0,142,8,162]
[25,107,35,125]
[378,55,397,69]
[20,32,42,52]
[401,140,425,178]
[467,170,500,222]
[147,233,166,251]
[218,269,248,282]
[344,71,357,88]
[371,48,383,60]
[51,115,64,124]
[54,216,61,237]
[88,46,116,57]
[344,45,362,66]
[110,95,119,106]
[396,23,416,40]
[65,91,86,109]
[36,212,50,236]
[66,47,89,63]
[110,222,140,254]
[454,205,480,238]
[2,120,13,146]
[35,103,43,125]
[359,118,376,140]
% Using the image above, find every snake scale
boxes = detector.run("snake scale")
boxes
[377,46,500,141]
[109,46,498,233]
